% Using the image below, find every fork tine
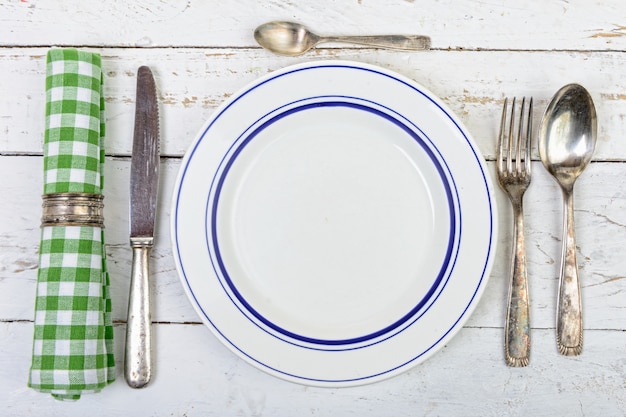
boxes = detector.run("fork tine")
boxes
[525,97,533,173]
[498,97,533,177]
[516,97,525,175]
[507,97,516,174]
[497,98,508,172]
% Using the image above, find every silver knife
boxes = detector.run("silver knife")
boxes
[125,65,159,388]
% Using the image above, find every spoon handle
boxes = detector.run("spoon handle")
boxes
[557,188,583,356]
[322,34,431,51]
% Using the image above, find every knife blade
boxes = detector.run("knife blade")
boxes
[125,65,159,389]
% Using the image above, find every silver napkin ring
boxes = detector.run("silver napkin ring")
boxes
[41,193,104,228]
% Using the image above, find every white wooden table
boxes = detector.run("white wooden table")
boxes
[1,1,625,415]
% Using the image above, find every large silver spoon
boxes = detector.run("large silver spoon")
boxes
[254,21,431,56]
[538,83,597,356]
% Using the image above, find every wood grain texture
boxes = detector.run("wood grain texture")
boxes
[0,323,624,416]
[1,48,626,159]
[2,0,626,51]
[1,1,625,415]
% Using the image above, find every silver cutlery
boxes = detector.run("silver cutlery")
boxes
[496,97,533,367]
[538,84,597,356]
[125,66,160,387]
[254,21,431,56]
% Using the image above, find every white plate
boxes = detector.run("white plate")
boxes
[171,61,497,386]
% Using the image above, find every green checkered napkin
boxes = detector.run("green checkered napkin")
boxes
[28,49,115,400]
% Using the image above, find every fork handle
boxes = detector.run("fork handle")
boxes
[556,187,583,356]
[505,200,531,367]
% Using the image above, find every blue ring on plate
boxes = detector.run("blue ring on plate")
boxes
[209,100,456,346]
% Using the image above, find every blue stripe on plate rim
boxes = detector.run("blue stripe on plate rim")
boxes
[172,61,496,383]
[205,98,458,348]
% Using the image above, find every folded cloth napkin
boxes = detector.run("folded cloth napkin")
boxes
[28,49,115,400]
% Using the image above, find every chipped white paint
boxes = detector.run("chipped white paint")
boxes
[2,0,626,51]
[2,49,626,159]
[0,1,624,416]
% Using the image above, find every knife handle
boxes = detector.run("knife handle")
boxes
[125,237,153,388]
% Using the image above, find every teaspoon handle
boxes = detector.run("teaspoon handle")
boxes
[557,188,583,356]
[322,34,431,51]
[505,200,531,367]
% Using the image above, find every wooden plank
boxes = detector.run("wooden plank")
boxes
[1,155,624,332]
[1,0,626,51]
[1,322,624,416]
[1,48,625,159]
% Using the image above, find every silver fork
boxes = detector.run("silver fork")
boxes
[496,97,533,367]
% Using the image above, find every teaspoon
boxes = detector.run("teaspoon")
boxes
[254,21,431,56]
[538,83,597,356]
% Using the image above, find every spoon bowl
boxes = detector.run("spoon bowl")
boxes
[254,21,320,56]
[538,83,597,356]
[539,84,597,188]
